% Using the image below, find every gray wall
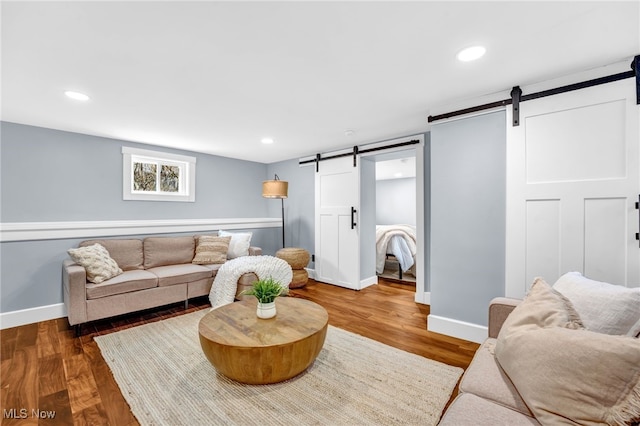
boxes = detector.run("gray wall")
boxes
[375,177,416,225]
[1,122,270,221]
[265,159,315,264]
[429,112,506,326]
[0,123,432,314]
[0,122,280,313]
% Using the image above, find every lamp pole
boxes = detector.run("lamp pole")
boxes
[281,198,285,248]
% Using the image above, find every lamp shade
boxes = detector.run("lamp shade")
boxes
[262,180,288,199]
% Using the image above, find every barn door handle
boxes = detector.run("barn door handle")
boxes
[635,195,639,247]
[351,207,357,229]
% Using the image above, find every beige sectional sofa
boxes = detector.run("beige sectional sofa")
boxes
[440,273,640,425]
[63,235,261,334]
[439,297,538,425]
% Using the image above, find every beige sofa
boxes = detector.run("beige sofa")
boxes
[439,297,539,425]
[63,235,261,334]
[440,272,640,425]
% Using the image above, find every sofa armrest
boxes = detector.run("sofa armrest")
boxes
[248,246,262,256]
[63,259,88,326]
[488,297,521,338]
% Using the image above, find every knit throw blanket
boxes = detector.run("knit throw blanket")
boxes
[208,255,292,309]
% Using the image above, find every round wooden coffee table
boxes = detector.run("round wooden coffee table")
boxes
[198,297,328,384]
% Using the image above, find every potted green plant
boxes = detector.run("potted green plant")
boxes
[241,277,284,319]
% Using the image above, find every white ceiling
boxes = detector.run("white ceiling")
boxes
[376,157,416,181]
[2,1,638,164]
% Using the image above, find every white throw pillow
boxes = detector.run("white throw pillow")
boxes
[553,272,640,337]
[68,243,123,284]
[217,230,252,259]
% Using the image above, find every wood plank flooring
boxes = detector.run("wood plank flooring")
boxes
[1,278,479,425]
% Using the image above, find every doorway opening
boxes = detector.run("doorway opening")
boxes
[370,150,418,288]
[309,133,427,304]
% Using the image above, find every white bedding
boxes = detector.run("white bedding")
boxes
[375,225,417,274]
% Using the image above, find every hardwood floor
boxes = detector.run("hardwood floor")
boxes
[1,278,479,425]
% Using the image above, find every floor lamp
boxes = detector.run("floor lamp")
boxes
[262,174,288,248]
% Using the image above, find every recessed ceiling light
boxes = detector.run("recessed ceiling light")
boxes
[456,46,486,62]
[344,129,355,137]
[261,137,274,144]
[64,90,90,101]
[394,172,403,178]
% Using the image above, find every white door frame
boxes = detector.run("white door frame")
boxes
[305,134,427,302]
[415,142,428,303]
[358,134,428,303]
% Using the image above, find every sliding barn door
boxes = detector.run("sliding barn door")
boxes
[315,156,360,289]
[506,78,640,298]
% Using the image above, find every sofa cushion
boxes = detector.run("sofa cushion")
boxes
[199,263,222,278]
[218,230,252,258]
[80,239,144,271]
[143,236,195,268]
[85,270,158,299]
[553,271,640,336]
[192,236,231,265]
[439,393,539,426]
[147,264,212,287]
[459,339,532,417]
[68,243,123,284]
[248,247,262,256]
[495,279,640,426]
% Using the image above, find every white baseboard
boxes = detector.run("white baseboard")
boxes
[0,303,67,330]
[303,269,376,291]
[360,275,378,289]
[427,314,487,344]
[415,291,430,305]
[305,268,316,279]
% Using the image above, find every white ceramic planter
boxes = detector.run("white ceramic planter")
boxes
[256,301,276,319]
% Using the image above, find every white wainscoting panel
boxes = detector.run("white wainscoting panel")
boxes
[0,218,281,242]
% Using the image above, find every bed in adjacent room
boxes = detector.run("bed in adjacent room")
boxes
[375,224,417,280]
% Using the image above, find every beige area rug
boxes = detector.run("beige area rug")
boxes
[95,310,463,426]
